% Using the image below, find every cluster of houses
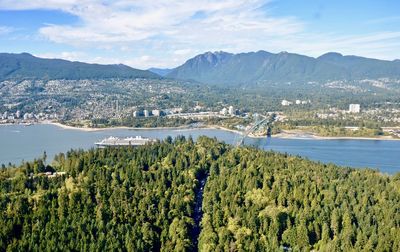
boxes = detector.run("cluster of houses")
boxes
[1,110,58,123]
[132,109,165,118]
[281,99,311,106]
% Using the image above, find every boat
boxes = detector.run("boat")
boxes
[94,136,156,147]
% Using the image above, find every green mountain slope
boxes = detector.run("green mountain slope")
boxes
[167,50,400,86]
[0,53,160,80]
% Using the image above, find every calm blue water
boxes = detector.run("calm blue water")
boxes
[0,124,399,174]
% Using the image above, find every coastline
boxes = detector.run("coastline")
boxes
[2,121,400,141]
[43,122,400,141]
[44,121,195,132]
[273,130,400,141]
[45,122,263,138]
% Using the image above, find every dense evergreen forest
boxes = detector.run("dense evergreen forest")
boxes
[0,136,399,251]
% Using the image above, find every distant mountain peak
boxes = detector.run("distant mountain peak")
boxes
[200,51,232,57]
[167,50,400,86]
[206,50,229,55]
[20,52,34,57]
[188,51,233,67]
[204,52,216,63]
[318,52,343,60]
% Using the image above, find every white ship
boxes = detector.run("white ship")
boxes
[95,136,156,147]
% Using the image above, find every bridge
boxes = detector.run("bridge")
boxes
[235,115,273,147]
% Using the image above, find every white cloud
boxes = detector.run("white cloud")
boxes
[87,55,182,69]
[34,0,301,47]
[35,51,86,61]
[34,51,180,69]
[0,0,86,11]
[173,49,193,55]
[1,0,400,68]
[0,26,13,35]
[0,0,304,66]
[272,31,400,60]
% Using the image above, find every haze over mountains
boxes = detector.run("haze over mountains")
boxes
[0,53,158,80]
[167,51,400,86]
[1,51,400,86]
[147,67,173,77]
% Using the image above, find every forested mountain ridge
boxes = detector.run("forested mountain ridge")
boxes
[3,51,400,88]
[0,53,160,80]
[0,137,399,251]
[167,50,400,86]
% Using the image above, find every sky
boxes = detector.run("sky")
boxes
[0,0,400,69]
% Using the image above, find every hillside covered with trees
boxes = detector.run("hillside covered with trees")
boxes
[0,53,159,80]
[167,51,400,86]
[0,137,399,251]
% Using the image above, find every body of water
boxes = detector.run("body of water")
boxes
[0,124,399,174]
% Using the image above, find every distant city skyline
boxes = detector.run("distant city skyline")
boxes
[1,0,400,68]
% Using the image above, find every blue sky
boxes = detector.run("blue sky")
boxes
[0,0,399,68]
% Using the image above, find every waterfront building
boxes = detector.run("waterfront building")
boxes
[220,108,227,115]
[171,107,183,114]
[349,104,361,113]
[152,109,161,117]
[228,106,235,115]
[281,100,292,106]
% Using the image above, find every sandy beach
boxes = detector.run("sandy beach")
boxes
[42,121,196,132]
[3,121,399,141]
[43,121,262,137]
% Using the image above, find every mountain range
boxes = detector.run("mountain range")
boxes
[167,51,400,85]
[1,51,400,86]
[0,53,159,80]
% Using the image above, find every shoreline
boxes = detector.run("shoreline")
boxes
[38,122,400,141]
[44,121,195,132]
[2,121,400,141]
[273,130,400,141]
